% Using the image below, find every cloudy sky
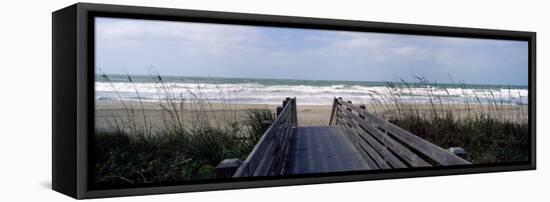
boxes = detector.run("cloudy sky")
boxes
[95,17,528,85]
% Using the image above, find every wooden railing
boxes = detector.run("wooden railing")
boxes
[233,97,297,177]
[330,97,471,168]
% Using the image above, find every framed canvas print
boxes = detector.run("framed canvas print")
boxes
[52,3,536,199]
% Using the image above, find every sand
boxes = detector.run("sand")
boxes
[95,100,334,133]
[96,100,528,134]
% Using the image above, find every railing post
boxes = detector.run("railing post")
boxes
[261,120,273,133]
[216,159,243,178]
[276,106,283,116]
[448,147,467,159]
[329,97,338,125]
[283,97,290,107]
[292,98,298,126]
[332,97,344,126]
[359,104,366,119]
[235,97,300,178]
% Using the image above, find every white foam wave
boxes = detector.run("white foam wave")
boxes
[95,82,528,105]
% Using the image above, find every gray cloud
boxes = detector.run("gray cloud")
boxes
[96,17,528,85]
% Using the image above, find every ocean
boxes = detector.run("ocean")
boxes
[95,74,528,105]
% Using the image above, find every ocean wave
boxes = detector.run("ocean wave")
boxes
[95,82,529,105]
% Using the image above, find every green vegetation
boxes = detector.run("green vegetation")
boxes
[366,77,529,164]
[94,73,274,186]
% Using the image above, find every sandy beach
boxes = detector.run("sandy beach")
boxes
[96,99,528,134]
[95,100,334,133]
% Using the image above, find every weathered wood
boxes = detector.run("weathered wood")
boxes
[356,131,402,169]
[336,118,348,128]
[356,139,391,169]
[329,97,338,125]
[271,118,293,175]
[328,97,471,168]
[237,96,470,178]
[361,114,469,165]
[233,98,298,177]
[341,104,430,167]
[340,101,437,164]
[276,106,283,116]
[337,99,470,166]
[292,97,298,126]
[283,97,291,107]
[341,123,391,169]
[448,147,467,159]
[339,110,405,168]
[216,159,243,178]
[336,107,410,168]
[338,126,378,169]
[286,126,372,174]
[261,120,273,134]
[358,120,427,167]
[337,112,396,169]
[254,140,277,176]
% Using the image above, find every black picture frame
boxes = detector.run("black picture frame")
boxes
[52,2,536,199]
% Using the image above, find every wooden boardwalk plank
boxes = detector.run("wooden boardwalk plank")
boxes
[285,126,372,175]
[230,97,470,178]
[338,99,471,166]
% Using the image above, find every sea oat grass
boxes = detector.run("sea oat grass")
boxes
[94,73,274,186]
[367,78,528,164]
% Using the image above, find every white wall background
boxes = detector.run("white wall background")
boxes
[0,0,547,201]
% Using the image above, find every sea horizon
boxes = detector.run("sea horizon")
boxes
[95,73,528,88]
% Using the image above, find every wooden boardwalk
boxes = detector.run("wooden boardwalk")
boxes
[221,97,471,178]
[285,126,370,175]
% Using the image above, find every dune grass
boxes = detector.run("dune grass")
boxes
[94,72,274,186]
[365,77,529,164]
[94,72,529,185]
